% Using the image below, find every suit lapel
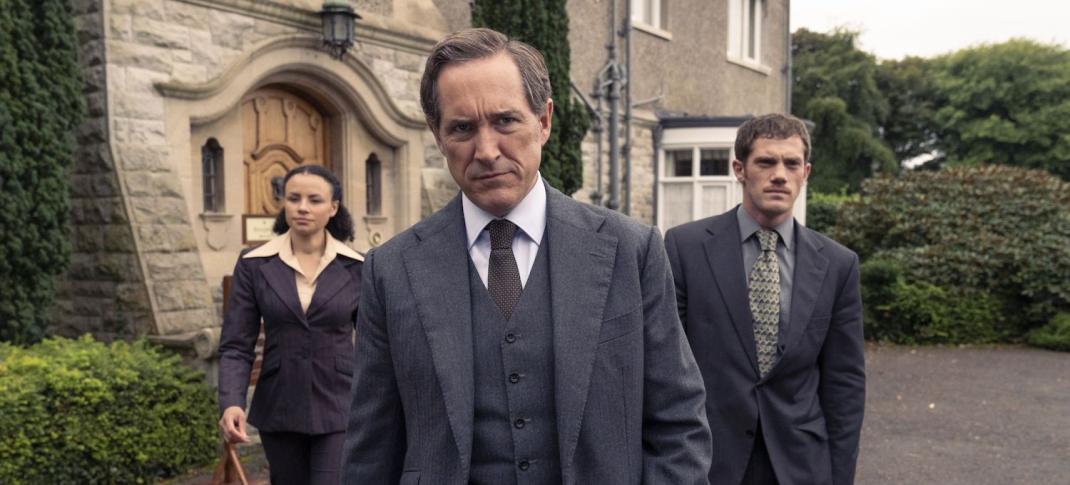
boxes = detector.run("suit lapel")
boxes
[260,257,306,325]
[775,225,828,370]
[401,196,475,469]
[305,259,354,318]
[545,186,618,472]
[703,212,760,376]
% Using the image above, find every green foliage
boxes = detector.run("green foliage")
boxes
[0,336,218,483]
[471,0,590,194]
[805,190,856,235]
[876,56,940,162]
[792,29,897,193]
[1026,313,1070,352]
[836,165,1070,333]
[0,0,85,343]
[931,39,1070,180]
[861,256,1007,344]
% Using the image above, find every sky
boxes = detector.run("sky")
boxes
[791,0,1070,60]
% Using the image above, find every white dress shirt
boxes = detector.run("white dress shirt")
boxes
[462,176,547,289]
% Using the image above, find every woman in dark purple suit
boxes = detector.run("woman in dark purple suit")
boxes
[217,165,362,484]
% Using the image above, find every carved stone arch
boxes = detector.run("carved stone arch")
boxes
[164,34,427,260]
[156,35,425,146]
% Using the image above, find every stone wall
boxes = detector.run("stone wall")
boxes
[53,0,156,340]
[59,0,449,339]
[574,113,658,225]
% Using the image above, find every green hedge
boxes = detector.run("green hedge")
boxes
[805,190,856,235]
[0,336,218,483]
[0,0,85,343]
[836,165,1070,340]
[1027,313,1070,352]
[861,258,1007,344]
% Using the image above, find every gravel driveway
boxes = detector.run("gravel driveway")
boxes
[858,343,1069,485]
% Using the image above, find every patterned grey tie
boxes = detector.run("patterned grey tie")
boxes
[749,229,780,376]
[486,219,523,320]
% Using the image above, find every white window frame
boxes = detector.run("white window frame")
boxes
[631,0,671,37]
[657,126,742,232]
[727,0,765,70]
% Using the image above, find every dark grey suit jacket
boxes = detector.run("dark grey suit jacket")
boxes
[342,183,712,484]
[665,208,865,485]
[218,248,363,434]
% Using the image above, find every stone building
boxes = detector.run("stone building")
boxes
[60,0,794,366]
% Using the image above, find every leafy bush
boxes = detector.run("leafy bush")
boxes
[1027,313,1070,352]
[0,336,217,483]
[836,165,1070,333]
[861,257,1007,344]
[805,190,856,235]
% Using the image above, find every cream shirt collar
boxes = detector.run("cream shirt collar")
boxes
[243,230,362,280]
[462,174,547,249]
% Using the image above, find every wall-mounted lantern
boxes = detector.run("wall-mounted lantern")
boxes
[320,1,361,60]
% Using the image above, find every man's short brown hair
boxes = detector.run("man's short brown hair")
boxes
[734,113,812,164]
[419,28,551,133]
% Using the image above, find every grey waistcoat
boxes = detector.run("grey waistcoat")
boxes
[468,240,561,485]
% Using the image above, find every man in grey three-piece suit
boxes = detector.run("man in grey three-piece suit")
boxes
[666,114,865,485]
[341,28,712,484]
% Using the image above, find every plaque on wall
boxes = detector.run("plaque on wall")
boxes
[242,215,277,245]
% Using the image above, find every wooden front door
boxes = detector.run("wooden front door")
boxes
[242,87,330,216]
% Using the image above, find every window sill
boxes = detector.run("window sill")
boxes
[726,56,771,75]
[631,21,672,41]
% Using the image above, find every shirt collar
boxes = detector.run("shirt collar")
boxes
[736,205,794,250]
[243,230,363,262]
[462,174,547,250]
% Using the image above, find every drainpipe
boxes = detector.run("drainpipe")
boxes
[622,0,633,215]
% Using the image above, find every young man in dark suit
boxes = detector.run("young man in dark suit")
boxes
[665,114,865,485]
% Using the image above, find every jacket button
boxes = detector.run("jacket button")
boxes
[509,373,520,384]
[746,429,755,438]
[514,418,526,429]
[518,459,530,471]
[505,333,517,343]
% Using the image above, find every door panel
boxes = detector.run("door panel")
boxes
[243,88,329,216]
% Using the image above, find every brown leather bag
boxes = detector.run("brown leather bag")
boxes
[209,441,249,485]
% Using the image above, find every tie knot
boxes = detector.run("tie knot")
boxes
[757,229,778,252]
[487,219,519,250]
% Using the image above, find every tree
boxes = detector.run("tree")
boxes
[792,28,896,193]
[930,39,1070,180]
[0,0,84,343]
[877,56,939,163]
[471,0,590,194]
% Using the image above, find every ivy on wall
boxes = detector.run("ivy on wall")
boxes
[472,0,590,195]
[0,0,85,344]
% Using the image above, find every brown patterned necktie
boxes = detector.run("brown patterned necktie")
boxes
[749,229,780,376]
[486,219,523,320]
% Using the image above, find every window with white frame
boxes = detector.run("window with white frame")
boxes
[632,0,668,31]
[727,0,763,65]
[658,144,738,232]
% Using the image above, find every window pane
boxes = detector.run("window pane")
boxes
[747,0,757,59]
[664,149,693,177]
[662,182,693,229]
[366,153,382,216]
[700,184,729,218]
[700,149,730,176]
[632,0,651,25]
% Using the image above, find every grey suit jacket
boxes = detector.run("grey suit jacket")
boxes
[665,208,865,485]
[342,183,712,484]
